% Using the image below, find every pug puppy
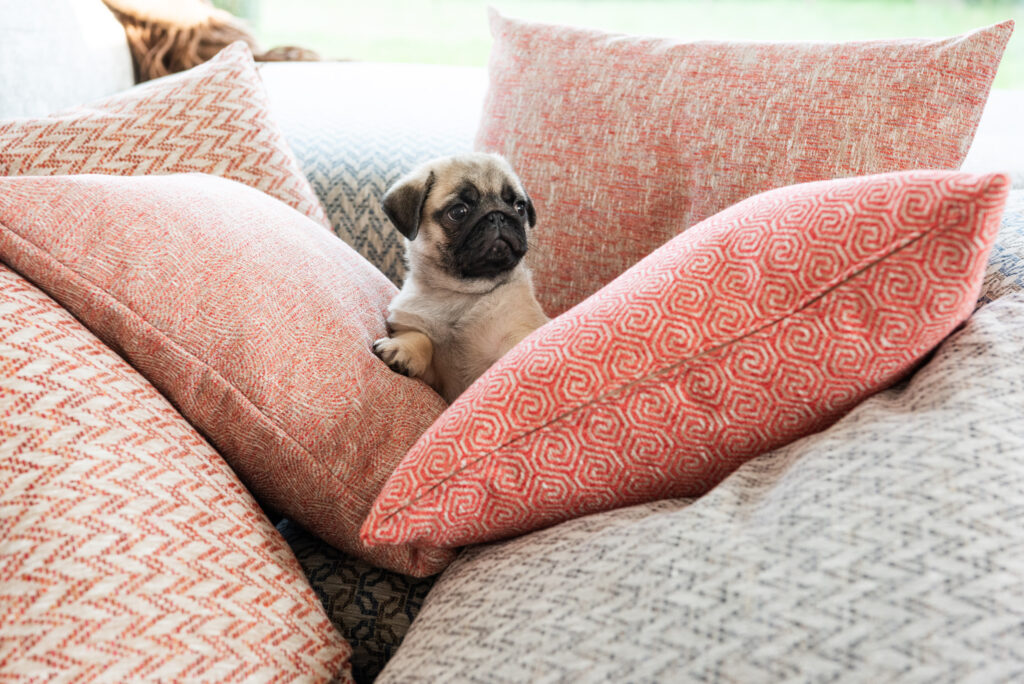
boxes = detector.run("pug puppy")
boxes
[373,153,549,403]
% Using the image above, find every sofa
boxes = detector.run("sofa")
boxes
[2,1,1024,682]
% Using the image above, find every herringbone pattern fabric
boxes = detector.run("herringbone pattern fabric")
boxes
[0,265,352,682]
[377,291,1024,683]
[362,171,1009,556]
[477,12,1013,317]
[0,173,452,577]
[0,41,329,230]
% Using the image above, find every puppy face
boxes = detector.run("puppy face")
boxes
[382,153,536,281]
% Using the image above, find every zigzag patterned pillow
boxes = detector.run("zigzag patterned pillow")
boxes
[361,170,1009,564]
[477,12,1014,317]
[0,41,329,230]
[0,265,351,681]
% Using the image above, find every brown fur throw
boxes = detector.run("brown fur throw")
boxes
[102,0,319,82]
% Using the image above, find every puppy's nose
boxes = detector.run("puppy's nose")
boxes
[484,211,508,227]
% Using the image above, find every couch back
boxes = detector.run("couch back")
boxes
[0,0,134,117]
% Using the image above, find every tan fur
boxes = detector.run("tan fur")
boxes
[374,153,549,403]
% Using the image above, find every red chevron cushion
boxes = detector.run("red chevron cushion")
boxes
[476,12,1013,317]
[0,173,452,577]
[0,265,352,681]
[361,170,1010,559]
[0,41,329,230]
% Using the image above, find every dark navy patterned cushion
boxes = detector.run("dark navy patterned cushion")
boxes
[277,520,439,684]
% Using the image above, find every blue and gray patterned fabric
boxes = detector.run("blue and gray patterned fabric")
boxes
[378,291,1024,682]
[980,189,1024,305]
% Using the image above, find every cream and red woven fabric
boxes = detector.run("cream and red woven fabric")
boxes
[361,170,1010,555]
[477,12,1013,317]
[0,265,351,681]
[0,173,452,577]
[0,41,329,229]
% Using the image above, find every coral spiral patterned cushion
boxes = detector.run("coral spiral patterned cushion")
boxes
[0,265,352,682]
[376,293,1024,682]
[0,41,329,230]
[361,170,1009,554]
[477,11,1013,316]
[0,173,452,577]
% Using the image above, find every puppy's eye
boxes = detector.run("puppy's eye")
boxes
[446,204,469,222]
[514,201,527,216]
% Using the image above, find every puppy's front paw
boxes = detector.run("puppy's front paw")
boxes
[373,335,429,378]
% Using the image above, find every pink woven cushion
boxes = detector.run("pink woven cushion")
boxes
[0,265,352,681]
[0,41,329,230]
[477,12,1013,317]
[361,170,1009,556]
[0,173,452,578]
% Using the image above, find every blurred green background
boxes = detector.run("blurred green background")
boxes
[214,0,1024,88]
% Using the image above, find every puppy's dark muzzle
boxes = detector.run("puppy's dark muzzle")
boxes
[455,211,528,279]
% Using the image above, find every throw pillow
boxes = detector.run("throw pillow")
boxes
[0,173,453,577]
[0,41,329,229]
[0,265,352,681]
[477,11,1014,316]
[374,292,1024,682]
[361,170,1009,557]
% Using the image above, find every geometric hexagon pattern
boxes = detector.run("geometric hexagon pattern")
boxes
[0,42,330,231]
[476,12,1013,317]
[374,292,1024,682]
[361,170,1009,571]
[0,265,352,682]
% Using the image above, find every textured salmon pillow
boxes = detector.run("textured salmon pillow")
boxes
[361,171,1009,559]
[477,11,1013,316]
[0,41,329,230]
[0,173,453,577]
[0,265,352,681]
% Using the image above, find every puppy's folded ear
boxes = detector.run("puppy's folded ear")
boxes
[382,170,435,240]
[524,192,537,228]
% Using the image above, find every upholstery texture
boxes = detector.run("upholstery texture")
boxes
[0,0,134,118]
[980,188,1024,304]
[0,41,329,229]
[260,62,484,284]
[278,520,437,684]
[362,170,1009,556]
[377,291,1024,683]
[0,265,352,682]
[0,173,452,577]
[477,11,1013,316]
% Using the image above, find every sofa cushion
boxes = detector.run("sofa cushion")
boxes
[376,290,1024,682]
[0,264,352,682]
[277,520,437,684]
[980,188,1024,305]
[362,170,1008,557]
[0,173,452,577]
[0,0,135,118]
[477,11,1013,316]
[0,41,329,230]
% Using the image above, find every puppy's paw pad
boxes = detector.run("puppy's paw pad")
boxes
[374,336,432,377]
[373,337,409,375]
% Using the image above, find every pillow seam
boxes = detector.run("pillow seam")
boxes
[0,220,355,500]
[377,194,994,525]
